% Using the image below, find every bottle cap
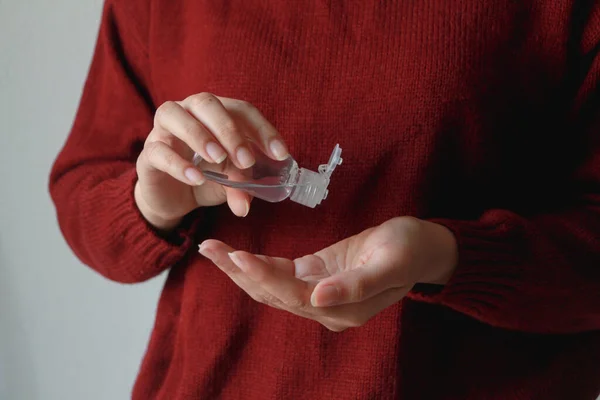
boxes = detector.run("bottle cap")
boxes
[321,143,343,177]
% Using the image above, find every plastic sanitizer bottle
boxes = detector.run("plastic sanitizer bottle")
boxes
[192,143,342,208]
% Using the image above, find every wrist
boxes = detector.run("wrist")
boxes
[417,219,458,285]
[134,181,182,233]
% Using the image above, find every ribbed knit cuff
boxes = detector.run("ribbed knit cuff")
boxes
[408,218,525,322]
[91,168,202,283]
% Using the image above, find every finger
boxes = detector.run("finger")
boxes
[198,240,283,308]
[198,240,240,275]
[254,254,296,276]
[218,97,289,161]
[139,140,205,186]
[182,93,255,169]
[227,251,315,310]
[292,254,333,281]
[310,263,399,307]
[187,166,251,214]
[224,186,252,217]
[155,101,227,164]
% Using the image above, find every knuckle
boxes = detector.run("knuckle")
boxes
[135,153,145,172]
[188,92,216,110]
[390,241,415,274]
[235,99,254,112]
[146,127,174,147]
[155,101,177,124]
[144,141,161,163]
[215,120,241,142]
[236,103,273,138]
[398,241,415,265]
[145,128,158,143]
[180,122,203,141]
[399,215,422,228]
[163,151,176,169]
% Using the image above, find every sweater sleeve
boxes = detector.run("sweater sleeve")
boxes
[49,0,202,284]
[408,14,600,334]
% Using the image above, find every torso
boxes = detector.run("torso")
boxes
[132,2,600,398]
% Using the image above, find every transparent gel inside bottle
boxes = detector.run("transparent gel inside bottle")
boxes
[193,143,342,208]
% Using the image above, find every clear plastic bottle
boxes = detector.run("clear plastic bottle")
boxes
[193,143,342,208]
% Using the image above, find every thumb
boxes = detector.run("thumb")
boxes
[310,263,398,307]
[224,186,253,217]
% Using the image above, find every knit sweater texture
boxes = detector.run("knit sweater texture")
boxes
[50,1,600,399]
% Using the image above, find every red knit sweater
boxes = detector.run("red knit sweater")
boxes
[50,1,600,399]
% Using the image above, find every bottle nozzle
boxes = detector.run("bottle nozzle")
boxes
[289,144,342,208]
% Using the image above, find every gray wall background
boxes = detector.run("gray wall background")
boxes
[0,1,166,399]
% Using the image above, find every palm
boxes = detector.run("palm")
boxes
[290,223,401,283]
[199,218,413,332]
[200,217,452,332]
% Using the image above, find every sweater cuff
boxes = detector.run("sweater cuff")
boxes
[91,168,202,282]
[408,218,526,321]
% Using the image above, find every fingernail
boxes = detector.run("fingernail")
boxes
[236,146,255,169]
[313,285,340,307]
[198,244,214,258]
[269,139,289,160]
[206,142,227,164]
[229,252,258,278]
[243,200,250,217]
[185,168,205,185]
[228,252,243,269]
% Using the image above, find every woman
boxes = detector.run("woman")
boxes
[50,0,600,399]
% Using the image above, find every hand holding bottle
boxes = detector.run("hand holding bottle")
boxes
[135,93,289,231]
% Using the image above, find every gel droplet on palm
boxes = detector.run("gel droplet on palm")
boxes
[193,142,342,208]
